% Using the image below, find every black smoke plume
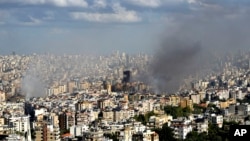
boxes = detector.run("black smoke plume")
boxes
[147,38,207,93]
[143,1,250,93]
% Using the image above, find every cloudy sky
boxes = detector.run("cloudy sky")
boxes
[0,0,250,55]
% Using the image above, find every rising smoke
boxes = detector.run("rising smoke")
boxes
[21,57,46,100]
[19,1,250,95]
[21,74,46,100]
[148,38,203,93]
[144,1,250,93]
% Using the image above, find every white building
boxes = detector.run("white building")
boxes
[142,100,154,113]
[47,124,60,141]
[170,118,192,140]
[5,134,25,141]
[218,90,229,100]
[133,122,146,133]
[70,125,89,137]
[210,114,223,128]
[195,119,208,133]
[244,103,250,115]
[34,108,47,116]
[9,115,31,141]
[142,130,159,141]
[131,129,159,141]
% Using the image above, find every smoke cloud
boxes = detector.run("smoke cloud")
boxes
[144,1,250,93]
[21,74,46,100]
[21,57,46,99]
[148,38,202,93]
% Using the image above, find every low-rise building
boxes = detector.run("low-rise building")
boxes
[170,118,192,140]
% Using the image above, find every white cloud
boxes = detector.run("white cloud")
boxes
[187,0,197,3]
[126,0,161,8]
[71,3,141,23]
[93,0,107,8]
[125,0,188,8]
[50,0,88,7]
[21,16,42,26]
[0,0,88,7]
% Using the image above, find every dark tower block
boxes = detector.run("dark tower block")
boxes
[122,70,131,83]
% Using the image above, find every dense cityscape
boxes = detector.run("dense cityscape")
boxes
[0,50,249,140]
[1,0,250,141]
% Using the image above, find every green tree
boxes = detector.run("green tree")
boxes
[153,123,176,141]
[134,114,146,125]
[185,131,208,141]
[104,133,119,141]
[185,120,238,141]
[164,106,192,118]
[185,122,235,141]
[192,104,205,114]
[207,123,220,140]
[207,123,230,141]
[134,111,156,125]
[145,111,156,123]
[183,107,192,117]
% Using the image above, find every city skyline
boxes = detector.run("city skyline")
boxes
[1,0,250,55]
[1,1,250,140]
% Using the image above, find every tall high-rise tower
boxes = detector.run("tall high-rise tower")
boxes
[122,70,131,83]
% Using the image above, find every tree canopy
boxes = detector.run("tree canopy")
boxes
[134,111,156,125]
[153,123,177,141]
[164,105,191,118]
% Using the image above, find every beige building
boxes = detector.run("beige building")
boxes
[58,84,67,93]
[113,110,124,122]
[168,95,181,106]
[124,94,129,102]
[148,114,173,128]
[76,101,93,111]
[50,113,59,127]
[119,127,136,141]
[103,83,112,94]
[0,117,4,126]
[34,122,60,141]
[80,81,90,90]
[219,98,236,109]
[190,94,201,104]
[103,110,113,121]
[36,114,44,122]
[68,81,77,94]
[0,91,6,102]
[199,91,206,101]
[180,98,193,110]
[132,130,159,141]
[97,99,113,109]
[34,122,45,141]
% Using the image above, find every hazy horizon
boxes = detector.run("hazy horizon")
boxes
[1,0,250,55]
